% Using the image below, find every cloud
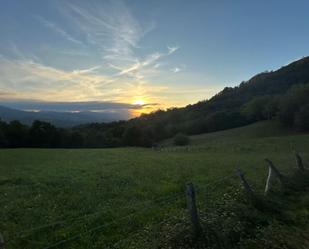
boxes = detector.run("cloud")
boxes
[167,46,179,54]
[114,47,179,79]
[61,1,144,61]
[0,55,113,101]
[154,63,161,69]
[0,100,158,112]
[72,65,101,74]
[0,1,183,113]
[0,55,168,109]
[35,15,84,45]
[60,1,180,82]
[171,67,181,73]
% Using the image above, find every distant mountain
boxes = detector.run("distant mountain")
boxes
[1,56,309,148]
[0,105,128,127]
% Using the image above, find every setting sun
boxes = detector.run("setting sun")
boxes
[132,99,145,106]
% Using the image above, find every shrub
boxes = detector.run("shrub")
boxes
[294,104,309,130]
[173,133,190,146]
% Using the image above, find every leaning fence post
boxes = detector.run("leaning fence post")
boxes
[185,183,202,237]
[265,164,276,195]
[294,151,305,172]
[236,169,254,197]
[264,159,285,188]
[0,233,4,249]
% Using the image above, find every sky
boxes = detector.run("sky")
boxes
[1,0,309,117]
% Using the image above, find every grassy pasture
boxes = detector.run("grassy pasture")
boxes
[1,121,309,248]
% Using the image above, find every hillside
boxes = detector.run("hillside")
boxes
[2,120,309,249]
[131,56,309,138]
[1,56,309,148]
[162,120,309,148]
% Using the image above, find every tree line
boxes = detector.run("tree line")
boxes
[1,57,309,148]
[0,83,308,148]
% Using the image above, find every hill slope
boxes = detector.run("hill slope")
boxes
[126,56,309,142]
[1,120,309,248]
[162,120,308,147]
[1,56,309,148]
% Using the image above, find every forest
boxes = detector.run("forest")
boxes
[1,57,309,148]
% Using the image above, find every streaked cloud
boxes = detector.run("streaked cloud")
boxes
[61,1,144,61]
[0,55,112,101]
[167,46,179,54]
[114,47,179,79]
[59,1,180,82]
[171,67,181,73]
[0,0,192,116]
[0,100,158,112]
[72,65,101,75]
[35,15,84,45]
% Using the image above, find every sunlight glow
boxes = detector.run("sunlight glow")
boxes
[132,99,145,106]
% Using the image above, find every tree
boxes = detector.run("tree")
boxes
[29,120,59,147]
[173,133,190,146]
[279,84,309,128]
[0,120,8,147]
[294,104,309,130]
[242,96,278,121]
[6,121,28,147]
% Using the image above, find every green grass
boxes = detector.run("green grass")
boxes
[1,121,309,248]
[162,120,300,146]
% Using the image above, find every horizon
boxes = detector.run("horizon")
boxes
[0,56,307,118]
[1,0,309,118]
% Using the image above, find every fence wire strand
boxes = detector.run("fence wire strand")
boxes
[41,193,184,249]
[12,189,184,241]
[8,172,237,249]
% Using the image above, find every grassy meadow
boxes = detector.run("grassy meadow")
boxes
[1,121,309,249]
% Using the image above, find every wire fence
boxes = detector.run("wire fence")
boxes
[5,172,236,249]
[4,151,306,249]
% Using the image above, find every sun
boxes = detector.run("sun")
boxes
[133,99,145,105]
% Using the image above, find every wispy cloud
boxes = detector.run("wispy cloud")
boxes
[167,46,179,54]
[60,1,180,82]
[0,1,184,114]
[72,65,101,75]
[114,46,179,79]
[0,54,168,107]
[0,100,157,112]
[61,1,144,61]
[35,15,84,45]
[171,67,181,73]
[0,55,112,101]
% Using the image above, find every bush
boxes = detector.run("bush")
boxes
[295,104,309,130]
[173,133,190,146]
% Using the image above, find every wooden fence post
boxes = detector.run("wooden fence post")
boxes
[264,159,285,188]
[0,233,4,249]
[186,183,202,237]
[265,164,276,195]
[236,169,254,196]
[295,151,305,172]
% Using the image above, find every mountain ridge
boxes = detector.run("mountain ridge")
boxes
[0,105,128,127]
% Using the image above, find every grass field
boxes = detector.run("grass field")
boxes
[1,121,309,249]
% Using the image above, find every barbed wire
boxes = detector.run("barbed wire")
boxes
[8,172,237,249]
[40,173,236,249]
[41,193,184,249]
[110,213,184,249]
[11,190,184,241]
[195,173,236,193]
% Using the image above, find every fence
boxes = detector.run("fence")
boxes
[2,151,307,249]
